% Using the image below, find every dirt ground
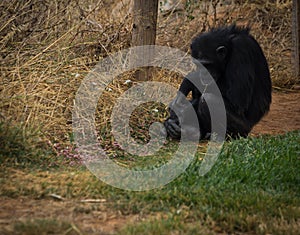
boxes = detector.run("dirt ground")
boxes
[251,91,300,136]
[0,91,299,235]
[0,197,141,235]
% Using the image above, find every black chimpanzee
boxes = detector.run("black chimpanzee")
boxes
[164,24,272,140]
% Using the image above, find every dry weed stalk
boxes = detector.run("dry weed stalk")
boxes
[0,0,296,151]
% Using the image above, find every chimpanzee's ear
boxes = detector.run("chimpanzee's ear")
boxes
[216,46,227,60]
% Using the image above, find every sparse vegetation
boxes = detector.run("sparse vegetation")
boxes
[13,219,75,235]
[0,121,54,167]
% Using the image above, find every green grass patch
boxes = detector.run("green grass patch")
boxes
[0,121,55,167]
[118,217,214,235]
[13,219,79,235]
[1,131,299,234]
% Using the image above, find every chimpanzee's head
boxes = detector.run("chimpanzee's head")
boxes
[190,26,238,82]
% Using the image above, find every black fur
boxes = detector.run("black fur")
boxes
[164,24,272,139]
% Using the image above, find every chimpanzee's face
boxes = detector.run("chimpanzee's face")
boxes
[190,33,229,82]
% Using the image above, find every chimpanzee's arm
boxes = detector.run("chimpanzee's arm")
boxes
[178,71,203,100]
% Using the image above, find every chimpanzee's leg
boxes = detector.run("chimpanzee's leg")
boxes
[164,93,252,140]
[197,93,252,139]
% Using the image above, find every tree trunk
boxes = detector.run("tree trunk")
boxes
[292,0,300,78]
[131,0,159,81]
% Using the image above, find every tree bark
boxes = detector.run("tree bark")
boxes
[131,0,159,81]
[292,0,300,78]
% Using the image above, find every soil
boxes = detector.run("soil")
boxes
[0,91,299,235]
[251,91,300,136]
[0,197,141,235]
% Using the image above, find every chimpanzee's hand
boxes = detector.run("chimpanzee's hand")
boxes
[163,92,198,140]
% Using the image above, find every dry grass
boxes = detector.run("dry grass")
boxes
[0,0,298,149]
